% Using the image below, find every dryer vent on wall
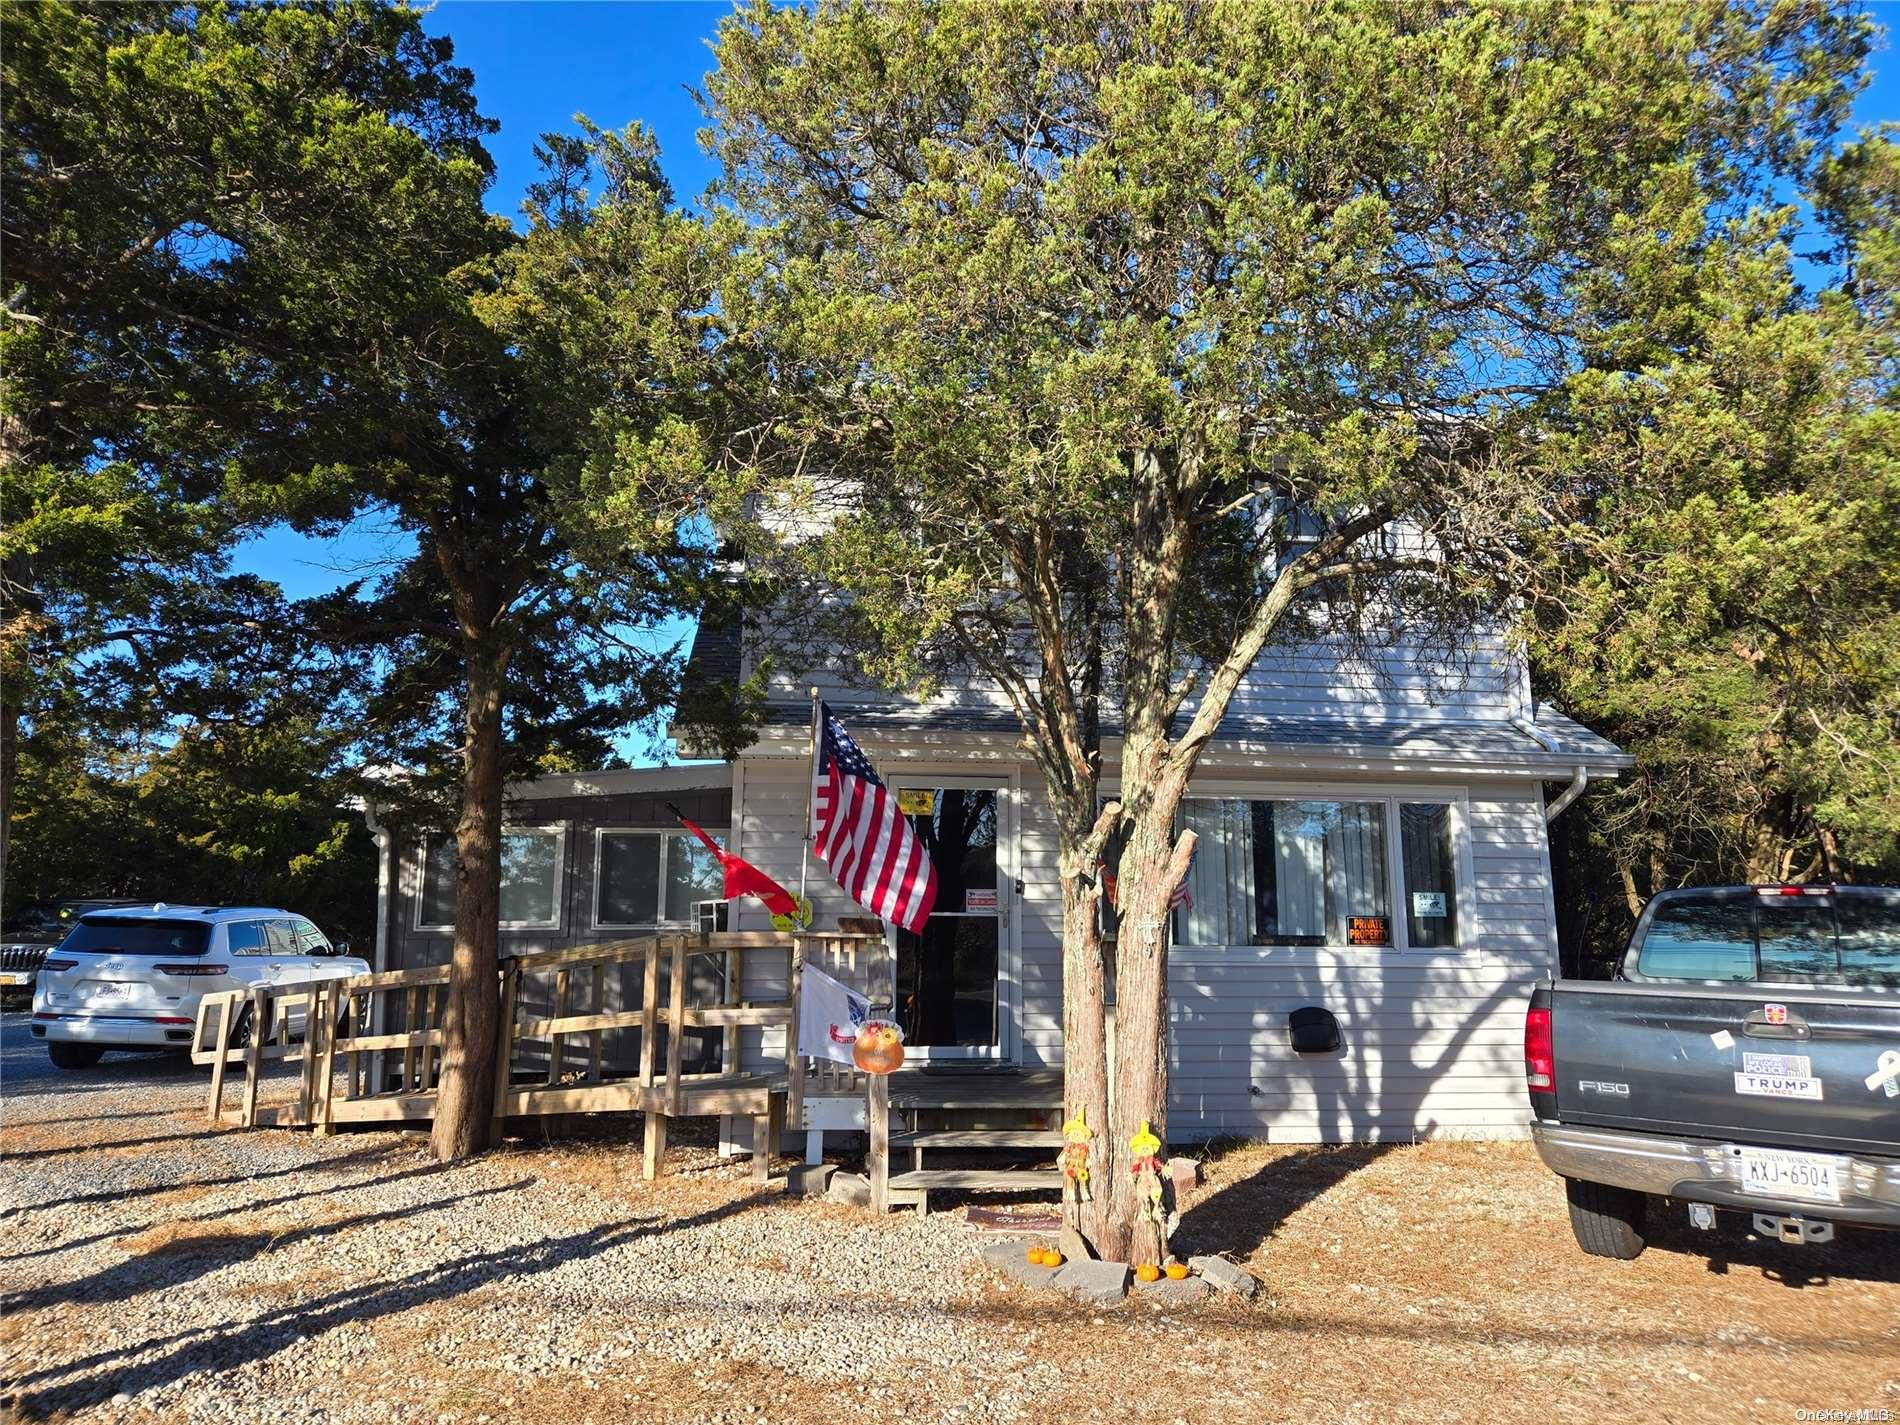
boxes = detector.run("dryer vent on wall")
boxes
[1286,1005,1341,1054]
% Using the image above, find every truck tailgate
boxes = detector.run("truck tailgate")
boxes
[1551,981,1900,1155]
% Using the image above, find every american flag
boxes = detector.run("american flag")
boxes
[1100,847,1195,913]
[811,705,938,934]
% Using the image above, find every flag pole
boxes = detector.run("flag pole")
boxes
[797,685,820,919]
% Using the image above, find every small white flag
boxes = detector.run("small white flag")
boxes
[797,965,871,1066]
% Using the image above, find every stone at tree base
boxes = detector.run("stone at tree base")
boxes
[1188,1255,1259,1298]
[826,1171,871,1207]
[1052,1258,1131,1305]
[979,1238,1061,1287]
[1132,1274,1213,1306]
[788,1163,838,1197]
[1057,1224,1094,1262]
[1166,1158,1201,1195]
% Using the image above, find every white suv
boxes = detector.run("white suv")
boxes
[31,905,370,1070]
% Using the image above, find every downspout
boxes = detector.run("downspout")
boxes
[1514,715,1589,824]
[1544,765,1589,823]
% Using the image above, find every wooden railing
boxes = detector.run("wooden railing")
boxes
[192,929,884,1180]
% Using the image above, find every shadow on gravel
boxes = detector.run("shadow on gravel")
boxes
[0,1143,410,1221]
[10,1189,773,1418]
[1171,1142,1401,1261]
[0,1128,233,1163]
[0,1109,185,1128]
[0,1160,453,1265]
[2,1176,532,1316]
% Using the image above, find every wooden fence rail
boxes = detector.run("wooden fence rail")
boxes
[193,929,883,1182]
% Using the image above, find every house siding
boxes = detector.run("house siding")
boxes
[1165,778,1551,1142]
[385,783,733,1077]
[752,626,1526,729]
[730,748,1554,1143]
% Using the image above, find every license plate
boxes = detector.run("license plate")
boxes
[0,971,30,986]
[1732,1146,1844,1204]
[78,980,136,1000]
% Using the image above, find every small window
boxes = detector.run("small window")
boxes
[1756,902,1838,980]
[263,919,300,956]
[417,827,565,930]
[1835,891,1900,988]
[1399,803,1459,950]
[1637,897,1755,980]
[596,829,725,928]
[292,918,330,955]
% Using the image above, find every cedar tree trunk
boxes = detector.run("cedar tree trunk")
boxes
[430,637,508,1161]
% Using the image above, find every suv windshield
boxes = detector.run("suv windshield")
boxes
[58,917,211,957]
[1635,889,1900,987]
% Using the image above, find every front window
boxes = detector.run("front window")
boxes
[418,827,565,930]
[1399,803,1460,949]
[595,830,725,928]
[1178,799,1392,947]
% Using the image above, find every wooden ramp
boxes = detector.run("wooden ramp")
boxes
[193,930,880,1184]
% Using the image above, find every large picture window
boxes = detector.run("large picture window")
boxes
[417,826,565,930]
[594,829,725,928]
[1178,799,1392,947]
[1165,794,1467,950]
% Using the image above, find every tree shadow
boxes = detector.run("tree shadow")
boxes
[3,1177,532,1315]
[12,1190,773,1418]
[1171,1140,1403,1260]
[0,1142,412,1221]
[0,1159,455,1265]
[0,1127,234,1163]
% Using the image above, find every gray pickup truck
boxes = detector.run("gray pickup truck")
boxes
[1528,884,1900,1259]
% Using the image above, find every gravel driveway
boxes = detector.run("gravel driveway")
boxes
[5,1010,1899,1425]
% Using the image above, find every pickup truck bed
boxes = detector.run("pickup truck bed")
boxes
[1528,885,1900,1257]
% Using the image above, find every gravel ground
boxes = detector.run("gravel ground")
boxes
[5,1009,1899,1425]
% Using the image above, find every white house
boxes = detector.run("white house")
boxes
[360,612,1629,1148]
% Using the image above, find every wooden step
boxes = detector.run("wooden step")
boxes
[889,1129,1064,1150]
[885,1168,1063,1192]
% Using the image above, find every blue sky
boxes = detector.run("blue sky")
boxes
[228,2,1900,760]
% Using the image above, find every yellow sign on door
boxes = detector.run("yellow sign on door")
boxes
[897,788,936,816]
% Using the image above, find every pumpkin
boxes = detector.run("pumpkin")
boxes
[1043,1250,1063,1268]
[1135,1263,1162,1284]
[1165,1262,1190,1280]
[1026,1245,1046,1265]
[851,1020,906,1075]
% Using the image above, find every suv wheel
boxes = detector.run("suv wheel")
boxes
[1565,1177,1648,1259]
[48,1042,105,1071]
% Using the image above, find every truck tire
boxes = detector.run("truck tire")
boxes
[1565,1177,1647,1259]
[48,1042,105,1071]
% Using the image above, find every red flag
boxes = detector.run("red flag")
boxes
[667,804,804,922]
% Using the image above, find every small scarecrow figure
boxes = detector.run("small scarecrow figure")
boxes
[1058,1107,1094,1225]
[1129,1119,1170,1264]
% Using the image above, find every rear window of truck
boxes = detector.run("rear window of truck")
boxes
[1635,891,1900,986]
[57,917,211,957]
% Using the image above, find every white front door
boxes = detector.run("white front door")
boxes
[886,776,1016,1062]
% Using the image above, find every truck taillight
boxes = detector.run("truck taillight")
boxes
[1524,1006,1554,1091]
